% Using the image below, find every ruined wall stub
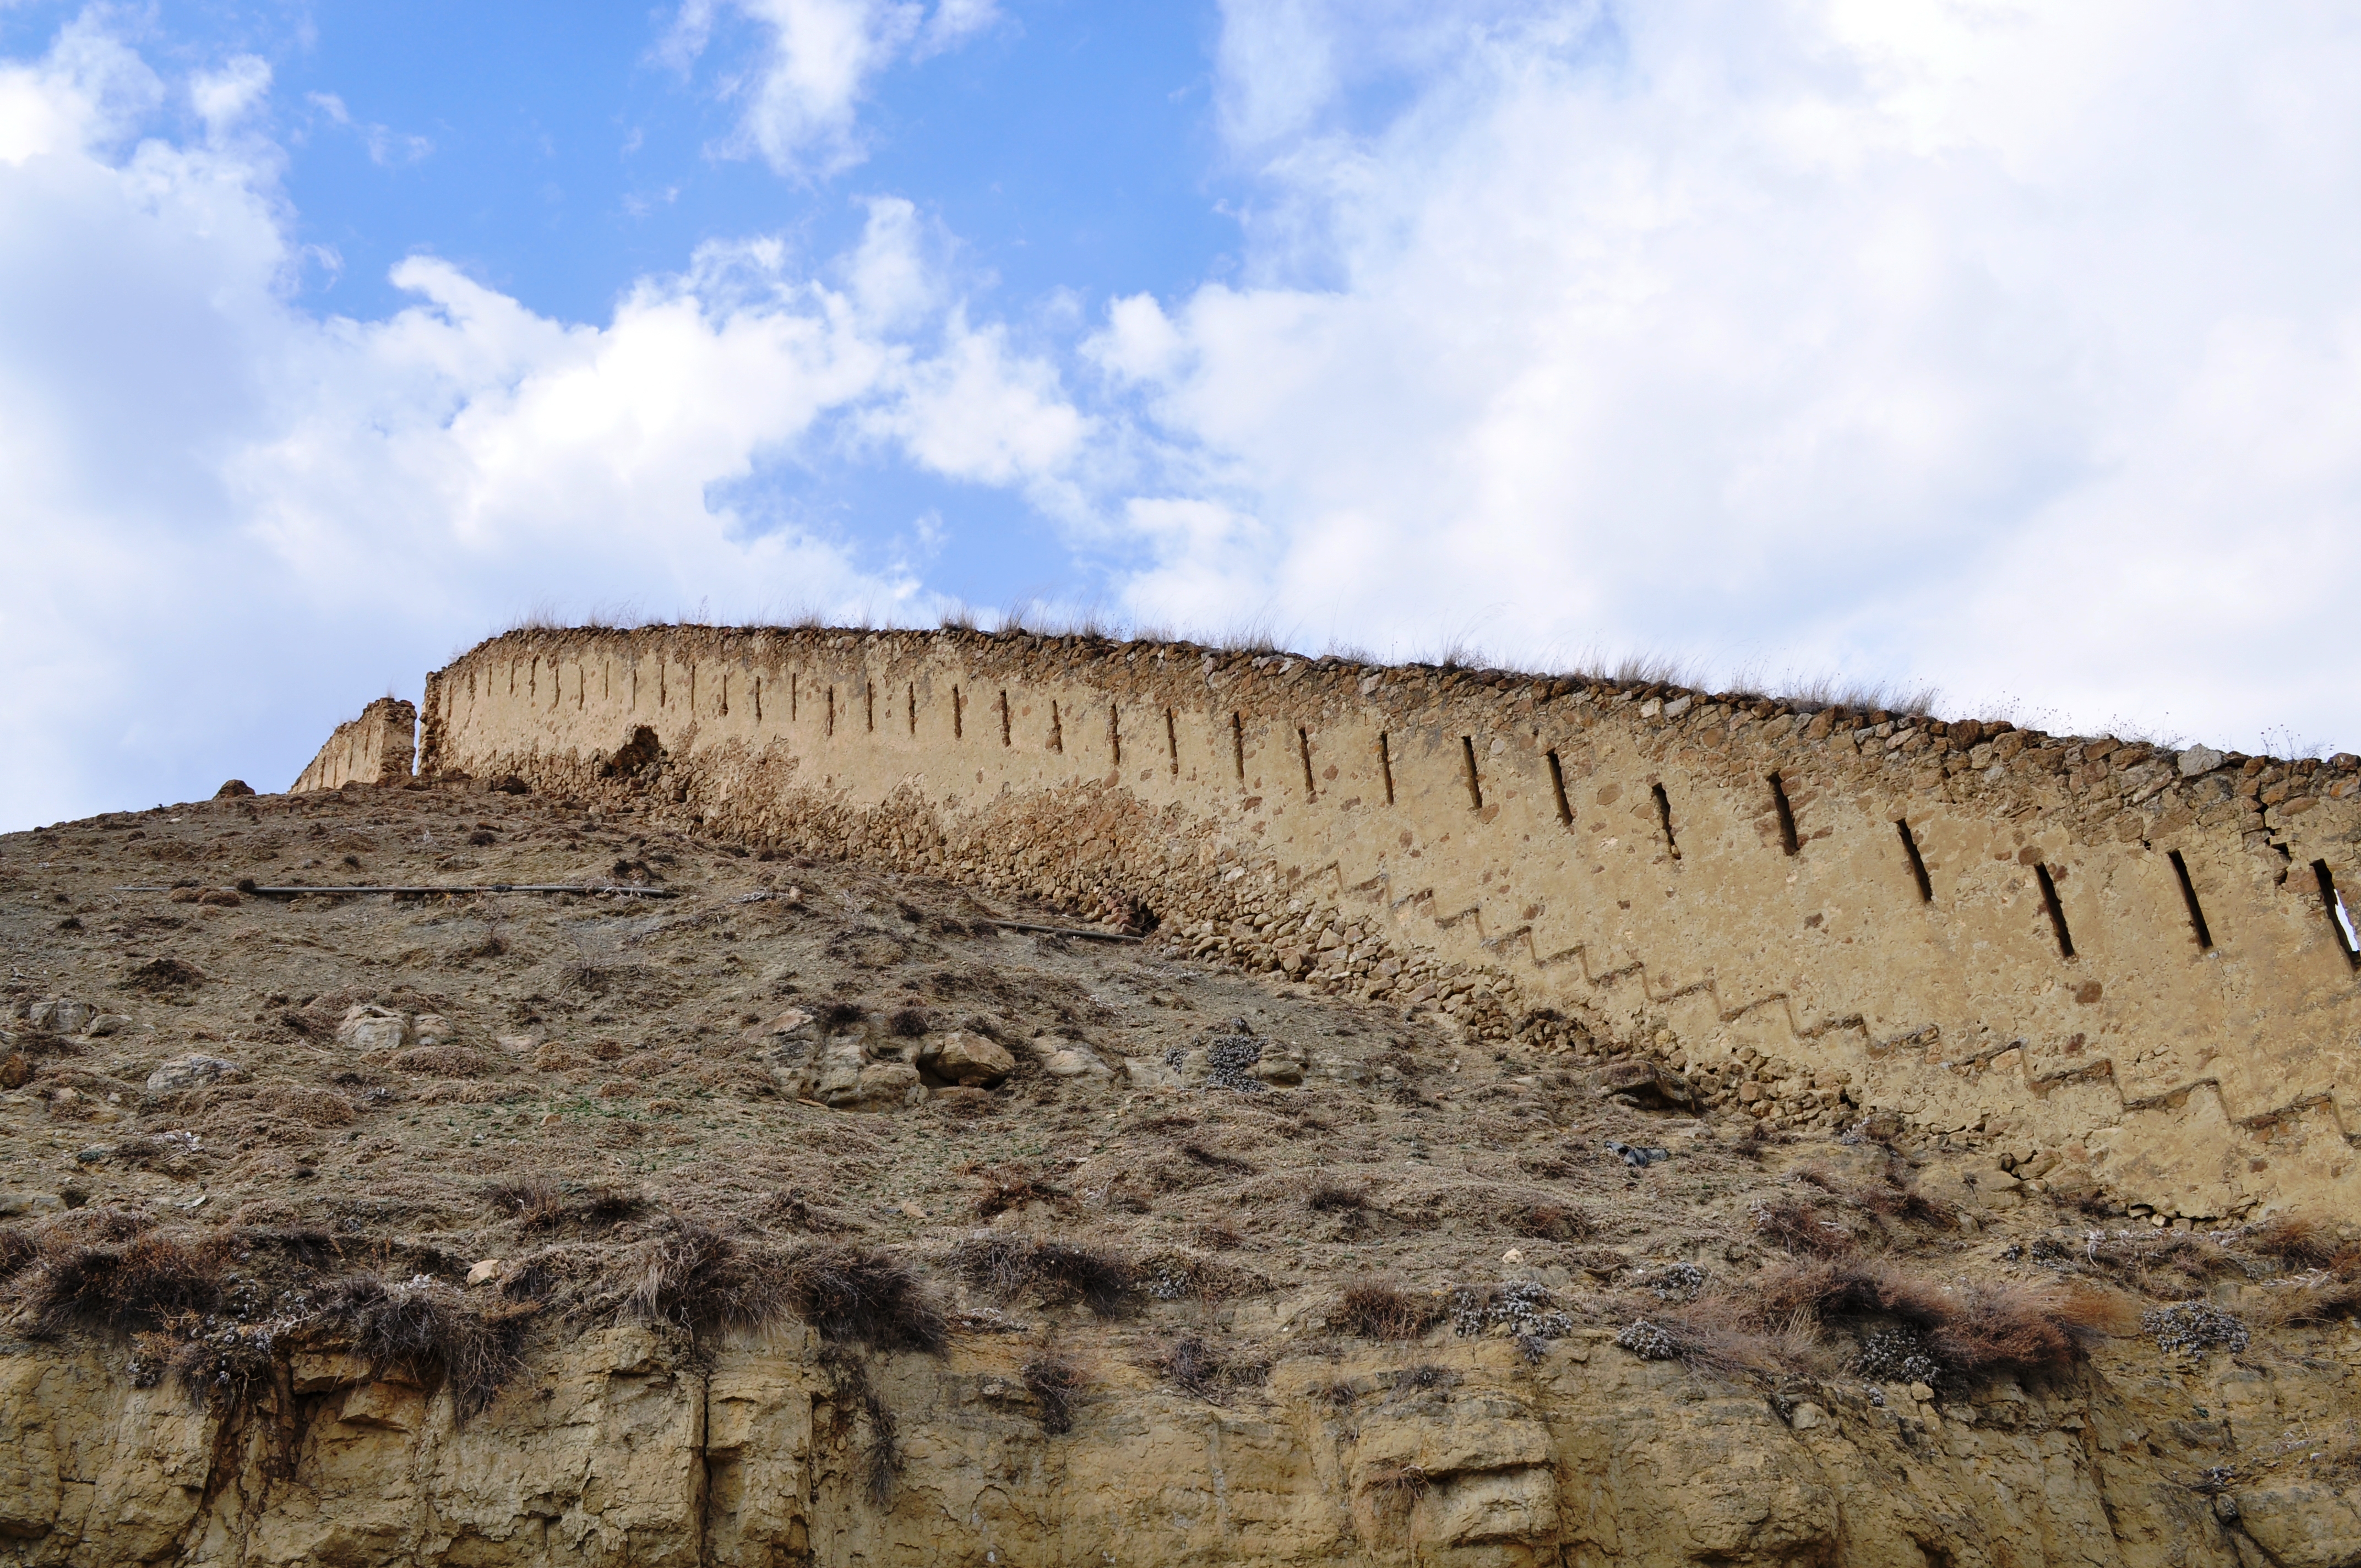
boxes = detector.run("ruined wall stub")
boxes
[402,627,2360,1220]
[290,697,416,793]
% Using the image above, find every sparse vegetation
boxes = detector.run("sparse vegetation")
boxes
[952,1237,1135,1317]
[1022,1351,1083,1434]
[1332,1282,1441,1341]
[317,1274,529,1420]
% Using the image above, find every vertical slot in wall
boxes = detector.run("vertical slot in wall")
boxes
[1896,820,1934,902]
[787,673,796,723]
[1769,772,1799,854]
[1460,737,1484,809]
[864,683,874,732]
[753,678,761,724]
[2311,861,2359,967]
[907,683,916,735]
[1109,704,1122,765]
[1165,708,1178,775]
[2167,850,2213,950]
[1378,733,1395,805]
[998,691,1011,747]
[1049,701,1064,753]
[1652,783,1680,858]
[953,687,962,739]
[2034,864,2075,958]
[1298,728,1317,799]
[1546,750,1573,825]
[1231,712,1245,780]
[826,687,836,737]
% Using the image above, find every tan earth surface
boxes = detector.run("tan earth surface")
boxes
[3,778,2359,1566]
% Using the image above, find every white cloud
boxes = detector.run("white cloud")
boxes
[668,0,1000,177]
[304,89,433,167]
[0,17,1075,828]
[1098,0,2361,752]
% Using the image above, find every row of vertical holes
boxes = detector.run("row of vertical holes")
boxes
[782,678,2361,972]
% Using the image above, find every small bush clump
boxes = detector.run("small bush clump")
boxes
[952,1237,1135,1317]
[785,1244,948,1353]
[618,1222,792,1336]
[1332,1283,1441,1341]
[1154,1335,1270,1401]
[317,1274,529,1420]
[21,1234,221,1335]
[1022,1352,1084,1434]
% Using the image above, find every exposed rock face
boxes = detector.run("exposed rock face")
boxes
[1,1323,2347,1567]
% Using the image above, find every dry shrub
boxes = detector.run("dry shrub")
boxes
[886,1008,931,1039]
[20,1233,221,1334]
[816,1000,867,1031]
[254,1085,356,1128]
[2246,1215,2354,1275]
[1504,1200,1593,1242]
[487,1180,644,1234]
[1332,1282,1441,1341]
[784,1244,948,1352]
[952,1237,1135,1316]
[0,1229,40,1282]
[1748,1261,2125,1385]
[1849,1180,1956,1229]
[618,1222,792,1336]
[1154,1334,1271,1401]
[1753,1197,1857,1258]
[2253,1276,2361,1328]
[969,1164,1070,1219]
[1193,1220,1243,1251]
[390,1046,488,1078]
[168,1325,278,1414]
[1362,1462,1430,1526]
[1022,1352,1084,1434]
[1305,1179,1369,1212]
[317,1275,527,1421]
[1618,1304,1827,1379]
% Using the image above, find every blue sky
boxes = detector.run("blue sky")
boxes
[5,1,2361,827]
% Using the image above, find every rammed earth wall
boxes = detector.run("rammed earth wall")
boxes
[383,627,2358,1222]
[290,696,417,792]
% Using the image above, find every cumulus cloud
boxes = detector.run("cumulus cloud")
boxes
[0,17,1074,828]
[667,0,1000,177]
[1101,0,2361,752]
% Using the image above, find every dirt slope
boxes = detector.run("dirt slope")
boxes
[2,780,2358,1566]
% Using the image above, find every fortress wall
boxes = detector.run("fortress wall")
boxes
[411,627,2361,1219]
[290,697,416,793]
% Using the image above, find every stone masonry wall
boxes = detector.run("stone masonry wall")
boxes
[289,697,416,793]
[401,627,2361,1223]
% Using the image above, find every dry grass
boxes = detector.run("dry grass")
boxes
[1751,1196,1857,1258]
[617,1221,793,1336]
[1332,1282,1441,1341]
[18,1233,222,1334]
[967,1165,1071,1220]
[952,1237,1136,1316]
[1153,1334,1271,1401]
[317,1274,529,1421]
[486,1179,645,1234]
[2245,1215,2357,1275]
[1022,1351,1084,1434]
[0,1229,37,1281]
[1362,1462,1431,1527]
[782,1244,948,1352]
[1742,1261,2130,1385]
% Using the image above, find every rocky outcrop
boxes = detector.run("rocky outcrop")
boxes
[2,1321,2343,1567]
